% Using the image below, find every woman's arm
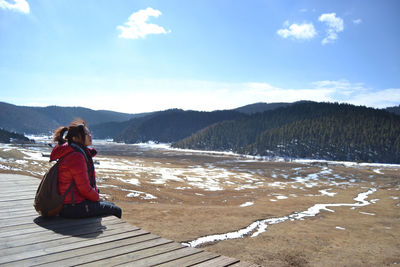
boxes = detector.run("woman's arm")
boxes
[68,152,100,202]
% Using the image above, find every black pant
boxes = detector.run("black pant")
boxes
[60,200,122,219]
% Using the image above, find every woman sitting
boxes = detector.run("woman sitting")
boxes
[50,118,122,218]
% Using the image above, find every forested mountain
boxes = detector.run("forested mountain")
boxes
[90,111,163,139]
[0,101,296,137]
[173,102,400,163]
[0,128,33,144]
[234,102,292,114]
[114,109,245,143]
[385,105,400,116]
[0,102,141,134]
[2,100,400,163]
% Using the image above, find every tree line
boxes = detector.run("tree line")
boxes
[173,102,400,163]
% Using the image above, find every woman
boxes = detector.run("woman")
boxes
[50,118,122,218]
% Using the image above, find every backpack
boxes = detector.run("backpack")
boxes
[33,144,90,217]
[33,159,74,216]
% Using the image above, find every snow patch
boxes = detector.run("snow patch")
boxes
[359,211,375,216]
[319,189,337,197]
[240,202,254,207]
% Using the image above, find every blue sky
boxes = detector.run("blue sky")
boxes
[1,0,399,113]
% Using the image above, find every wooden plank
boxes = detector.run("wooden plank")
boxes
[0,211,38,220]
[192,255,240,266]
[0,192,35,197]
[117,247,203,267]
[0,208,36,215]
[0,186,35,191]
[0,199,33,208]
[0,219,126,246]
[0,230,153,265]
[0,178,40,183]
[0,181,39,185]
[0,206,34,214]
[0,184,39,189]
[0,215,123,239]
[80,242,184,267]
[0,192,34,198]
[0,215,120,234]
[0,196,34,202]
[1,217,127,249]
[37,237,176,267]
[0,211,120,228]
[0,197,34,202]
[155,251,220,267]
[1,225,145,257]
[0,183,39,188]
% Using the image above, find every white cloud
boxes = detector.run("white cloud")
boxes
[117,7,170,39]
[311,79,400,108]
[0,0,29,14]
[277,22,317,40]
[353,18,362,25]
[346,88,400,108]
[312,80,365,96]
[318,13,344,44]
[243,82,334,103]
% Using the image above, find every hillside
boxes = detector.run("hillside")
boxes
[0,102,140,134]
[173,102,400,163]
[114,109,245,143]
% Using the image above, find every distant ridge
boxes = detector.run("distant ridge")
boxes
[234,102,292,114]
[113,109,244,143]
[385,105,400,116]
[0,102,140,134]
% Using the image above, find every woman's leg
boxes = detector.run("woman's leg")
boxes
[85,201,122,218]
[60,201,122,218]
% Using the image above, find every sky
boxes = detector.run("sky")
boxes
[1,0,399,114]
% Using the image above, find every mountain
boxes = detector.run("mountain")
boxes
[234,102,292,114]
[0,128,33,144]
[114,109,245,143]
[91,102,292,140]
[0,102,140,134]
[173,102,400,164]
[0,101,300,138]
[385,105,400,116]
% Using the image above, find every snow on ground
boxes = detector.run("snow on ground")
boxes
[319,189,337,197]
[359,211,376,216]
[121,188,157,200]
[240,202,254,207]
[184,188,377,247]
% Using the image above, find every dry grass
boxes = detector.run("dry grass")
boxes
[1,142,399,266]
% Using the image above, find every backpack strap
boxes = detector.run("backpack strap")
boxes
[69,143,93,182]
[63,181,76,205]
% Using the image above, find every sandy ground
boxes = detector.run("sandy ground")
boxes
[1,141,399,266]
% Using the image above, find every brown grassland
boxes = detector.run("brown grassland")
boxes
[0,142,399,266]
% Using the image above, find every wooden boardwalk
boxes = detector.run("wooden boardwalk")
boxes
[0,174,257,266]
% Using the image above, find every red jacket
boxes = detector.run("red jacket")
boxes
[50,143,99,204]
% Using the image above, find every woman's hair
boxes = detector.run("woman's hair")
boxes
[53,118,88,145]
